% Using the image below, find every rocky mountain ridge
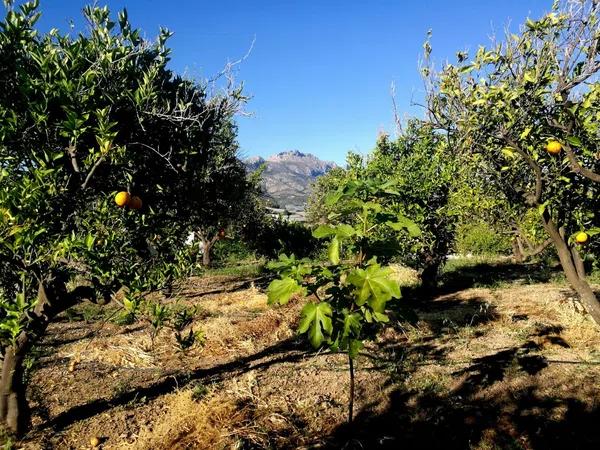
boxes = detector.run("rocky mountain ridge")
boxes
[245,150,337,212]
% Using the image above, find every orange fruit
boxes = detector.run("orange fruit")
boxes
[575,232,589,244]
[129,196,143,210]
[114,191,130,207]
[546,140,562,155]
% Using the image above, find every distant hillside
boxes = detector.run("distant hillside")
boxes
[245,150,337,212]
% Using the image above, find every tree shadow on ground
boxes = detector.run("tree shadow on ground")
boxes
[388,294,501,338]
[403,260,562,302]
[326,322,600,450]
[32,337,310,434]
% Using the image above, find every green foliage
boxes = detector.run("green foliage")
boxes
[455,222,511,256]
[307,121,456,287]
[0,2,248,433]
[425,1,600,262]
[268,177,417,357]
[241,215,321,259]
[306,166,349,224]
[0,0,250,347]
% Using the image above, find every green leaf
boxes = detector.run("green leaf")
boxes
[519,127,532,139]
[312,225,336,239]
[373,311,389,323]
[386,215,421,237]
[328,236,340,264]
[267,277,304,305]
[348,339,364,359]
[298,302,333,348]
[85,234,95,250]
[342,311,362,338]
[324,190,343,206]
[346,263,401,311]
[335,224,356,239]
[501,147,516,159]
[523,70,536,83]
[565,136,582,147]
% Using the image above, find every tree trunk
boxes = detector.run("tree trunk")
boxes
[348,354,354,424]
[512,233,552,264]
[421,260,442,291]
[0,338,30,436]
[512,237,524,263]
[541,211,600,325]
[0,280,102,435]
[202,239,213,266]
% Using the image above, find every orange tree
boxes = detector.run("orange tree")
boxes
[307,121,456,290]
[424,0,600,323]
[0,1,248,435]
[267,177,419,423]
[364,121,456,289]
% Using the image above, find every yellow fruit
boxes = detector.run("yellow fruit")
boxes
[90,436,100,447]
[546,140,562,155]
[575,232,589,244]
[128,195,143,210]
[114,191,131,207]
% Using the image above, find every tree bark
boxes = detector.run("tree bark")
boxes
[541,210,600,325]
[0,336,30,436]
[512,232,552,263]
[421,260,442,291]
[512,237,525,263]
[201,239,213,266]
[0,279,105,435]
[198,231,220,267]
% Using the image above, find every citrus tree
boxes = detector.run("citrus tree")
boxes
[365,121,457,289]
[307,121,456,290]
[0,1,247,435]
[424,0,600,323]
[267,177,419,422]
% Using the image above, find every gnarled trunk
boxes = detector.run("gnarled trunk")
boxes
[198,231,220,267]
[512,236,525,263]
[0,280,104,435]
[541,210,600,325]
[0,336,30,436]
[201,239,214,266]
[511,232,552,264]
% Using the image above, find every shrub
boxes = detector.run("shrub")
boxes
[455,222,511,256]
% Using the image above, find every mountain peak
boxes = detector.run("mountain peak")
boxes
[244,151,337,211]
[269,150,315,161]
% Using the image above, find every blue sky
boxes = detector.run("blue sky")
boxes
[34,0,549,164]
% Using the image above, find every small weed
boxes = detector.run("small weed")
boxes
[113,380,130,397]
[0,426,15,449]
[191,382,209,401]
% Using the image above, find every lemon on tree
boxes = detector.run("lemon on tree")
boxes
[575,231,589,244]
[114,191,131,207]
[546,140,562,155]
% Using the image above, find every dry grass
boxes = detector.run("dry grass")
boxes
[126,387,255,450]
[20,271,600,450]
[127,373,296,450]
[389,264,420,288]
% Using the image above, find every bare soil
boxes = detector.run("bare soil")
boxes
[10,265,600,449]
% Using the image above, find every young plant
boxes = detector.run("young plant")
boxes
[267,178,419,422]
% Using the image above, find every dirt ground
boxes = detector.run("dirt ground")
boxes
[10,263,600,449]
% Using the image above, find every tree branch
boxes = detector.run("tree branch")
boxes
[81,156,104,189]
[501,132,543,205]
